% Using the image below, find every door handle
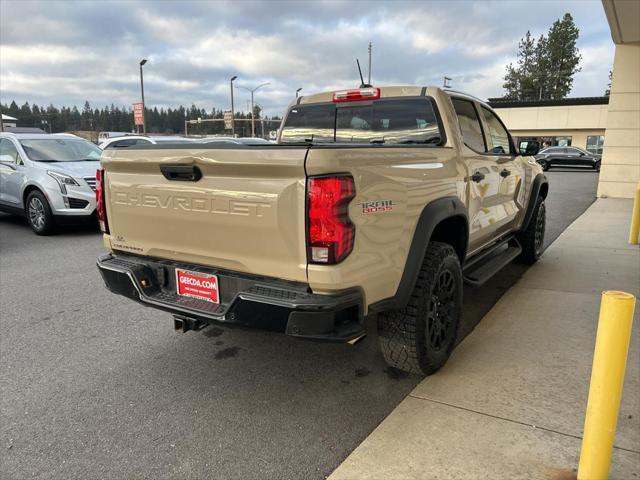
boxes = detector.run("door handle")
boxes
[471,171,485,183]
[160,165,202,182]
[500,169,511,178]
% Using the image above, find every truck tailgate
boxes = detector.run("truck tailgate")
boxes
[101,146,309,282]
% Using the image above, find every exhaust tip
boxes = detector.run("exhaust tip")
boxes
[347,333,367,345]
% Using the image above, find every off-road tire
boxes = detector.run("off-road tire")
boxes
[378,242,462,376]
[517,196,545,265]
[26,190,55,235]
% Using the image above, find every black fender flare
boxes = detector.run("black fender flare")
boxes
[370,196,468,312]
[520,174,548,232]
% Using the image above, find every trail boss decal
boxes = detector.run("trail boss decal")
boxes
[358,200,396,214]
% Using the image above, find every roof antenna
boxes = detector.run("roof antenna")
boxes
[356,59,372,88]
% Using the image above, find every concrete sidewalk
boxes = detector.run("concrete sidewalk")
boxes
[329,199,640,480]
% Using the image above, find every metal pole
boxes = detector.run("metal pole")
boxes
[250,91,255,137]
[367,42,372,85]
[230,76,237,136]
[139,59,147,134]
[236,82,269,138]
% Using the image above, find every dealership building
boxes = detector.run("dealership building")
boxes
[490,97,608,155]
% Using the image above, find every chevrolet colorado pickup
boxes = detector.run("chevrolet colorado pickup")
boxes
[96,86,548,375]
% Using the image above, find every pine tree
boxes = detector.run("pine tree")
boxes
[504,31,537,99]
[503,13,581,100]
[544,13,582,98]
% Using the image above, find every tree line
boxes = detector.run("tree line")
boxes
[0,100,281,137]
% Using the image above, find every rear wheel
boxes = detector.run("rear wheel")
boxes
[26,190,55,235]
[594,160,601,172]
[378,242,462,376]
[517,196,545,264]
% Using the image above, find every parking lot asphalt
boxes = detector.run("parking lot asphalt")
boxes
[0,170,598,480]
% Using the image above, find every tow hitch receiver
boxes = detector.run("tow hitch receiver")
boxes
[173,315,206,333]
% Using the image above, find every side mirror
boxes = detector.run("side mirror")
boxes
[519,141,540,156]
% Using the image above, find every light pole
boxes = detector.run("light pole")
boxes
[296,87,302,98]
[230,75,237,136]
[236,82,270,137]
[139,58,147,134]
[367,42,372,85]
[184,109,188,136]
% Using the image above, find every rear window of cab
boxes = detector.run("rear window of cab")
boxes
[280,97,442,145]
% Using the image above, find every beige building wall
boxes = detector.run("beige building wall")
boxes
[597,43,640,198]
[494,104,607,151]
[496,104,608,131]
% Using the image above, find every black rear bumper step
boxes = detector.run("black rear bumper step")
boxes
[97,253,365,342]
[463,236,522,287]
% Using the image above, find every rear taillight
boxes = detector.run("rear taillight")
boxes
[332,87,380,103]
[307,175,355,264]
[96,169,109,234]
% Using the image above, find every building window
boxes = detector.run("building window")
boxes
[586,135,605,155]
[554,136,572,147]
[520,136,573,149]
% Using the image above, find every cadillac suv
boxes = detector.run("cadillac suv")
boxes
[0,133,102,234]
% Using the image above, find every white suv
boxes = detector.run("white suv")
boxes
[0,133,102,235]
[98,135,156,150]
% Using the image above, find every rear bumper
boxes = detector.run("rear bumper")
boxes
[97,253,365,342]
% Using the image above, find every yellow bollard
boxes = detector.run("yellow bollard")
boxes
[629,182,640,245]
[578,291,636,480]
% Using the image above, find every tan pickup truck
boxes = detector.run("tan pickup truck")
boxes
[96,86,548,375]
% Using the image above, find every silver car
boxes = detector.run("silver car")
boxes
[0,133,101,235]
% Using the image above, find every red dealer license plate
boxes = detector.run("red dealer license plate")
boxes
[175,269,219,304]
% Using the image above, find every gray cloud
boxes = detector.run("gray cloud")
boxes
[0,0,614,116]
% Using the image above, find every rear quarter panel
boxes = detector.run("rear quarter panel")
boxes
[305,145,464,309]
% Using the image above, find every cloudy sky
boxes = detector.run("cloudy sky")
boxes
[0,0,614,116]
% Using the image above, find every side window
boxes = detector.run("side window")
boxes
[106,138,137,149]
[134,139,152,145]
[0,139,20,163]
[451,98,486,152]
[480,107,511,155]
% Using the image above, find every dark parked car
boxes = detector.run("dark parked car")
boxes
[535,146,601,171]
